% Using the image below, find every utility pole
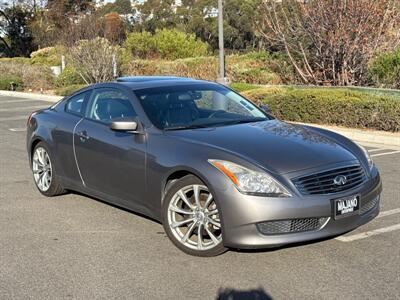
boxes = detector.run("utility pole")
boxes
[217,0,227,85]
[112,54,118,78]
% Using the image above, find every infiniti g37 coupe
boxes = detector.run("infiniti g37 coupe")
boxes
[27,76,382,256]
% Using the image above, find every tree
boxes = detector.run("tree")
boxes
[256,0,400,86]
[29,0,97,48]
[129,0,262,52]
[135,0,178,33]
[175,0,262,51]
[104,12,126,44]
[60,13,105,46]
[0,4,36,57]
[98,0,132,15]
[44,0,95,32]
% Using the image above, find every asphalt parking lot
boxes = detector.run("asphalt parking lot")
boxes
[0,95,399,300]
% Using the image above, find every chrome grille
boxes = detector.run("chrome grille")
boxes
[292,165,366,195]
[360,195,380,215]
[257,217,329,235]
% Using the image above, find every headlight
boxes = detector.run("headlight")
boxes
[358,144,373,169]
[208,159,291,197]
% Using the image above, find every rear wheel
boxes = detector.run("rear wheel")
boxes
[32,142,65,197]
[162,175,227,256]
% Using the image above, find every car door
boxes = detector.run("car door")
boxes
[73,87,147,209]
[52,90,91,186]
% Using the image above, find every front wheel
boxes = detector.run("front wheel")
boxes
[162,175,227,257]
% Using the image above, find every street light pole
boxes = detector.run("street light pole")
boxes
[217,0,227,85]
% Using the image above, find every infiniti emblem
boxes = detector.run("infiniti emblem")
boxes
[333,175,347,186]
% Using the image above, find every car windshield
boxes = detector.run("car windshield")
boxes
[134,83,271,130]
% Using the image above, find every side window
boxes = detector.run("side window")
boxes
[88,89,136,123]
[65,91,90,116]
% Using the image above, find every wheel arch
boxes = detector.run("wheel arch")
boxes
[29,137,45,164]
[161,167,214,204]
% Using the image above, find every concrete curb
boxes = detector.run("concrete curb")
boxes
[0,90,62,102]
[295,122,400,149]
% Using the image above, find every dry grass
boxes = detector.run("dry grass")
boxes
[0,62,55,91]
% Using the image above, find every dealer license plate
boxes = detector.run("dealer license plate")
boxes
[334,194,360,219]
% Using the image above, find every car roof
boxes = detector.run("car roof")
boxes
[114,76,218,90]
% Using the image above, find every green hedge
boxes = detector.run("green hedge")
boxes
[242,87,400,132]
[0,75,23,91]
[230,82,260,92]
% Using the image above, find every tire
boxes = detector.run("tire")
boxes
[162,175,228,257]
[31,142,65,197]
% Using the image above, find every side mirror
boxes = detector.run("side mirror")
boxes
[109,120,138,132]
[260,104,270,113]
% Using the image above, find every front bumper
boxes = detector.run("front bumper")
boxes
[216,170,382,249]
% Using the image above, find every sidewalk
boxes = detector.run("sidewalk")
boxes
[0,90,62,102]
[1,90,399,148]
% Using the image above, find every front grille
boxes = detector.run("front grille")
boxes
[292,165,366,195]
[257,217,329,235]
[360,195,380,215]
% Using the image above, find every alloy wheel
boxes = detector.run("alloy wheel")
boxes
[167,184,222,251]
[32,147,52,192]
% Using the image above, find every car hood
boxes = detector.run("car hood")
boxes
[167,120,358,174]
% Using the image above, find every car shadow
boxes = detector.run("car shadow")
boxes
[217,287,272,300]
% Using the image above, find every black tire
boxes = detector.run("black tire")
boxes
[32,142,65,197]
[162,175,228,257]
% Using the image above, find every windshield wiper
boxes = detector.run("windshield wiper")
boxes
[164,124,210,131]
[164,118,268,131]
[216,118,268,126]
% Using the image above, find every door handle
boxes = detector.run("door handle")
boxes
[77,131,89,142]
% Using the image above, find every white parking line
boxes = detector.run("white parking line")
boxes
[0,116,28,122]
[377,208,400,218]
[370,150,400,158]
[336,224,400,242]
[0,105,46,112]
[9,128,26,132]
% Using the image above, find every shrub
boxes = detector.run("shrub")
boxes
[0,62,54,91]
[153,29,209,60]
[55,67,85,87]
[369,50,400,89]
[67,37,119,84]
[30,47,61,66]
[242,87,400,132]
[124,31,157,58]
[55,84,87,96]
[0,75,23,91]
[123,29,209,60]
